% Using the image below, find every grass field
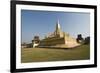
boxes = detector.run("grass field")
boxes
[21,44,90,63]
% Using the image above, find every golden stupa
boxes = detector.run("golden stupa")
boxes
[38,20,79,48]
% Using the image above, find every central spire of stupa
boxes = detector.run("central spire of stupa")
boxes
[55,19,62,36]
[56,19,60,29]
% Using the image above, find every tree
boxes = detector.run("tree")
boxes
[76,34,84,44]
[84,37,90,44]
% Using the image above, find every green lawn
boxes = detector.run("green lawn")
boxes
[21,44,90,63]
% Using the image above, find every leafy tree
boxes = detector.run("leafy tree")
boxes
[76,34,84,44]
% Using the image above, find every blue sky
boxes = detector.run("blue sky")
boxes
[21,10,90,43]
